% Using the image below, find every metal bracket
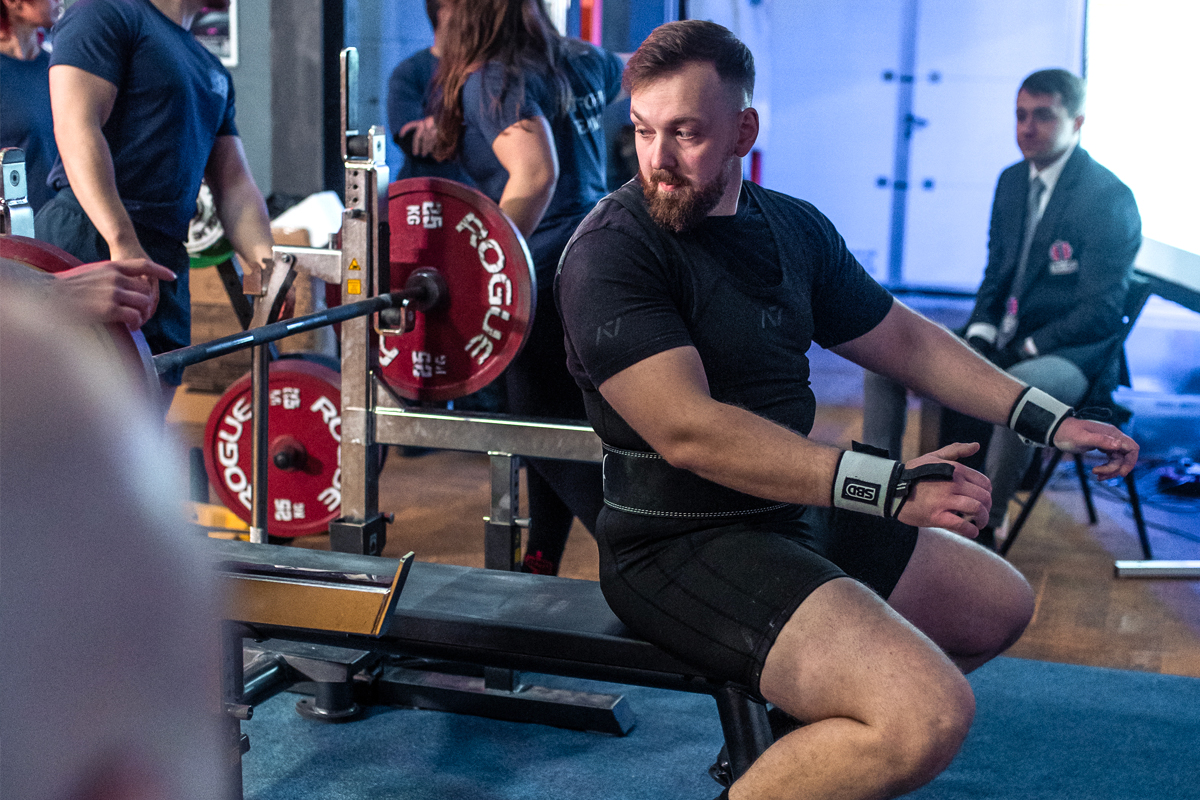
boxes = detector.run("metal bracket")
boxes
[329,513,389,556]
[1,148,34,238]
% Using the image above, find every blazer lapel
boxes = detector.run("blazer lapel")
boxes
[1016,147,1087,300]
[999,169,1029,285]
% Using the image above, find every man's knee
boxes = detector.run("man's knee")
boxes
[902,676,974,796]
[878,671,975,794]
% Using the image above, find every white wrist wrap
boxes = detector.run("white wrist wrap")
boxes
[1009,386,1073,447]
[832,451,899,517]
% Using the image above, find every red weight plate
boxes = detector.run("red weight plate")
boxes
[383,177,535,402]
[203,359,343,537]
[0,233,83,272]
[0,234,155,386]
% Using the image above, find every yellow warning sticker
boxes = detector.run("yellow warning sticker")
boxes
[348,258,361,271]
[347,278,362,295]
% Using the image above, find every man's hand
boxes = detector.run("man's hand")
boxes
[1053,417,1139,480]
[399,116,439,159]
[895,442,993,538]
[55,259,176,329]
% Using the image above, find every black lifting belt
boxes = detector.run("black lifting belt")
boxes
[602,444,793,519]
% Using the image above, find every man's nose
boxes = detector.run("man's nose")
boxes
[647,137,676,171]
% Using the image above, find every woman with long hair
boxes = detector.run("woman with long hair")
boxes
[427,0,623,575]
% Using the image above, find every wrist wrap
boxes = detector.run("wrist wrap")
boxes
[1008,386,1074,447]
[832,442,956,519]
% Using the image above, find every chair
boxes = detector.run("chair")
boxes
[999,275,1154,558]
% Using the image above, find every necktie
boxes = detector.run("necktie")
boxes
[997,176,1046,349]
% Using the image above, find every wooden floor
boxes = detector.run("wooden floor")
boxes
[173,395,1200,680]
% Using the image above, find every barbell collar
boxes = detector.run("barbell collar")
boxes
[153,284,439,375]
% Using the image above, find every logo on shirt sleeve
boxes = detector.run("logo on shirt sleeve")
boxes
[209,70,229,101]
[596,317,621,345]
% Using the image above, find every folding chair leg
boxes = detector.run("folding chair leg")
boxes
[1125,470,1153,560]
[1000,449,1063,557]
[1073,453,1099,524]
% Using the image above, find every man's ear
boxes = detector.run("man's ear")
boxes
[1072,113,1085,133]
[733,107,759,158]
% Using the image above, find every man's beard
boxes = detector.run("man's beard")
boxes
[639,167,727,233]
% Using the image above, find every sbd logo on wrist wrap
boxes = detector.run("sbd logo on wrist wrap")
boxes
[842,479,880,504]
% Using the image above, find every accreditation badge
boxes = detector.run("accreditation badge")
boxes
[1048,240,1079,275]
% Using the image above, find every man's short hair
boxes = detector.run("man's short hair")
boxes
[1020,69,1086,117]
[623,20,755,108]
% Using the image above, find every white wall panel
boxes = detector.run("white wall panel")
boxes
[905,0,1084,289]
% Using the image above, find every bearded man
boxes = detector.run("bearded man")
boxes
[555,20,1138,800]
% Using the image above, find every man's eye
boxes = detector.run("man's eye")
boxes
[635,128,652,137]
[677,130,695,140]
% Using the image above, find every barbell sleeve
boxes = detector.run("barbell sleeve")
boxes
[152,280,437,376]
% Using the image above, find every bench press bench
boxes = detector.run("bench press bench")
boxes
[214,539,773,796]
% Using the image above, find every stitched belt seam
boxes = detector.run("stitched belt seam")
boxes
[604,499,792,519]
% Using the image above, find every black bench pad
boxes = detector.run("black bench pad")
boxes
[211,540,714,692]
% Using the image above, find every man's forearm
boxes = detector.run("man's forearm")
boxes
[838,301,1027,427]
[214,176,275,275]
[207,137,276,275]
[600,346,844,507]
[658,397,844,507]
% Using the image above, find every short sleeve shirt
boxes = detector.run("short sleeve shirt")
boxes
[555,181,894,450]
[47,0,237,241]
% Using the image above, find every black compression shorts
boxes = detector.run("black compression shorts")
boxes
[595,505,919,700]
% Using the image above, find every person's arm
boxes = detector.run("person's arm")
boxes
[835,300,1139,479]
[963,170,1019,353]
[204,135,275,281]
[48,65,147,263]
[54,259,177,328]
[399,116,440,158]
[389,53,440,157]
[599,344,993,536]
[490,116,558,238]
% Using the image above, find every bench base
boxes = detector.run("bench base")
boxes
[244,641,636,736]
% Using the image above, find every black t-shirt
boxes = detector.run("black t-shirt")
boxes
[555,180,894,451]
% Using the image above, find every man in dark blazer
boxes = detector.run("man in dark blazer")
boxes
[864,68,1141,547]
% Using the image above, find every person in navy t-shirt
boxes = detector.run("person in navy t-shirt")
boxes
[386,0,471,184]
[423,0,623,575]
[0,0,62,212]
[35,0,275,395]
